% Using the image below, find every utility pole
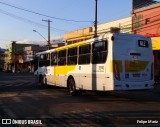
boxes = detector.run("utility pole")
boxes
[42,19,52,49]
[12,41,16,73]
[94,0,98,38]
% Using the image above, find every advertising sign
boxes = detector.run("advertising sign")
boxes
[151,37,160,50]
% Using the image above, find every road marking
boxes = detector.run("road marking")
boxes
[0,93,18,97]
[12,97,23,103]
[39,111,160,127]
[1,105,18,118]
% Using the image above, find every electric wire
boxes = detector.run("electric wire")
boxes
[0,1,92,23]
[97,9,160,35]
[0,1,159,41]
[0,8,68,32]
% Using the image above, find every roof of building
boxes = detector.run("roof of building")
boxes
[133,2,160,13]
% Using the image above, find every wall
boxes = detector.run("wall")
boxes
[64,27,92,45]
[132,3,160,36]
[64,17,132,45]
[94,17,132,34]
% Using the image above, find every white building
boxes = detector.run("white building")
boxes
[93,17,132,35]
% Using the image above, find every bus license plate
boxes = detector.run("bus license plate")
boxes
[133,73,140,77]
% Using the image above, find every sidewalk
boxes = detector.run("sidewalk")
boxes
[0,71,34,76]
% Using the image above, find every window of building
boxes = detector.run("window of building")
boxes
[58,50,66,65]
[92,40,108,64]
[133,15,143,30]
[67,47,77,65]
[78,44,91,65]
[51,52,57,65]
[145,18,150,24]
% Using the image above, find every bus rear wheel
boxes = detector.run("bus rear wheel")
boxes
[68,78,76,96]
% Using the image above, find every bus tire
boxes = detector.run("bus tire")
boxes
[68,78,76,96]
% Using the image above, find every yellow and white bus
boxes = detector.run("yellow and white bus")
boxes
[34,33,154,95]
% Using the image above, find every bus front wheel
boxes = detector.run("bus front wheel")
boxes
[68,78,76,96]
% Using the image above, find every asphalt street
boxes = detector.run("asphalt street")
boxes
[0,72,160,127]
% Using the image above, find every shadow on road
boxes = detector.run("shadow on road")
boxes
[0,72,160,104]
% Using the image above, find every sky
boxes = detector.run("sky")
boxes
[0,0,134,48]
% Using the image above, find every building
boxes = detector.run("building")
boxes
[94,17,131,35]
[64,17,132,45]
[132,2,160,36]
[0,48,6,71]
[4,42,38,72]
[64,27,93,45]
[132,0,158,10]
[132,1,160,79]
[4,46,12,72]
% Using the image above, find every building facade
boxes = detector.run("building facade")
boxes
[4,42,38,72]
[4,45,12,72]
[64,17,132,45]
[132,1,160,79]
[64,27,93,45]
[0,48,6,71]
[132,3,160,36]
[94,17,131,35]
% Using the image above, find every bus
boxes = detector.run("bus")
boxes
[34,33,154,95]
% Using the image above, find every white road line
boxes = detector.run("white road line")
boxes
[1,105,18,118]
[12,97,23,103]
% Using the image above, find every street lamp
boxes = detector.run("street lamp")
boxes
[33,30,48,43]
[33,30,51,50]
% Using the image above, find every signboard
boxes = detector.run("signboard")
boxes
[151,37,160,50]
[138,40,148,48]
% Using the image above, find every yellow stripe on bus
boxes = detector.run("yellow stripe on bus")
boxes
[110,60,123,72]
[110,60,149,73]
[125,61,149,72]
[54,65,76,84]
[55,41,86,51]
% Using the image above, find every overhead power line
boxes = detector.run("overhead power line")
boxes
[0,8,67,32]
[0,1,92,23]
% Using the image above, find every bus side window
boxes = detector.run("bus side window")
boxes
[45,53,50,66]
[34,56,39,71]
[51,52,57,65]
[78,44,91,65]
[67,47,77,65]
[39,54,44,67]
[92,40,108,64]
[39,53,50,67]
[58,50,66,65]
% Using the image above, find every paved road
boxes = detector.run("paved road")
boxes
[0,72,160,127]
